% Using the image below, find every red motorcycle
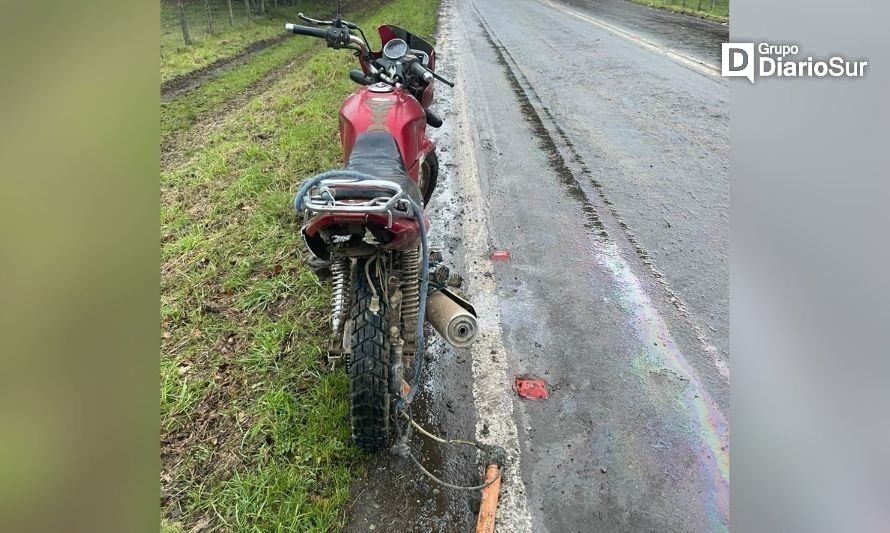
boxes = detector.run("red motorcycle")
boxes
[287,13,478,451]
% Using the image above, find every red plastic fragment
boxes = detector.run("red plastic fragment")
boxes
[513,375,549,400]
[491,250,511,263]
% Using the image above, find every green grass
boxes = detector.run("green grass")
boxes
[160,35,321,141]
[161,1,309,83]
[627,0,729,22]
[160,0,440,530]
[160,2,394,143]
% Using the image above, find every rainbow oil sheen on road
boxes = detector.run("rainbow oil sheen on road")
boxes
[597,241,730,530]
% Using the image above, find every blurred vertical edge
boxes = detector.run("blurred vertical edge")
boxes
[732,0,890,531]
[0,0,159,532]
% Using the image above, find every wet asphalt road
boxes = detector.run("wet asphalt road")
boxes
[558,0,727,66]
[346,0,729,531]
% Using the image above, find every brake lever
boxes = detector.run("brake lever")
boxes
[298,12,333,25]
[299,12,359,30]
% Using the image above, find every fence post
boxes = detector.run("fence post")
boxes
[177,0,192,45]
[204,0,214,34]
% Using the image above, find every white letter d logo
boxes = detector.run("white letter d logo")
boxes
[722,43,755,83]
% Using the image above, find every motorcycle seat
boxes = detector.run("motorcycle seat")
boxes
[344,131,423,205]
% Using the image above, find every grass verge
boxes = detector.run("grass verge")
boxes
[627,0,729,23]
[160,3,394,144]
[160,0,440,530]
[161,1,303,84]
[160,35,320,142]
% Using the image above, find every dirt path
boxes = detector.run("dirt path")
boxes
[161,34,291,102]
[160,46,315,174]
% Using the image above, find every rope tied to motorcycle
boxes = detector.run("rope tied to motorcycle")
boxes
[394,406,506,492]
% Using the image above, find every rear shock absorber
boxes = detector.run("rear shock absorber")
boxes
[329,257,351,362]
[400,247,421,356]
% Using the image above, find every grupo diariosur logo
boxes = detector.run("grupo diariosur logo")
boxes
[722,43,869,82]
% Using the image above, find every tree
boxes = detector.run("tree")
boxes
[177,0,192,45]
[204,0,214,34]
[244,0,252,19]
[227,0,234,26]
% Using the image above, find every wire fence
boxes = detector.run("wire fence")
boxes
[162,0,304,47]
[643,0,729,19]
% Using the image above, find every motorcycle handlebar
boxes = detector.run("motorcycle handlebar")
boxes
[285,23,327,39]
[285,23,453,88]
[285,23,368,56]
[409,60,435,83]
[407,58,455,88]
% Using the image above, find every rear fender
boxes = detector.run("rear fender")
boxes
[302,212,424,253]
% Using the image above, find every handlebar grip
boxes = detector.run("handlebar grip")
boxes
[349,70,374,86]
[285,23,327,39]
[409,60,434,83]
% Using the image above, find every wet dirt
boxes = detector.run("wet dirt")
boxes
[342,338,481,532]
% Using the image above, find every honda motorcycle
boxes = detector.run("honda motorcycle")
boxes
[287,12,478,451]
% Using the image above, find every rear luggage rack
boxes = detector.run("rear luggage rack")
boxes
[295,173,415,228]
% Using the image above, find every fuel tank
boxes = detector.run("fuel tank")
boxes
[339,85,428,181]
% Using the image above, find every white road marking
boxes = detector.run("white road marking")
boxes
[455,104,534,531]
[536,0,723,80]
[437,5,534,531]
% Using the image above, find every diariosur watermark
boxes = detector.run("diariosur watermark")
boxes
[722,43,868,82]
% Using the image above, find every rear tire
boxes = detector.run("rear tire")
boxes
[348,258,391,451]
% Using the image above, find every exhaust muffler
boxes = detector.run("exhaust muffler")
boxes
[426,288,478,348]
